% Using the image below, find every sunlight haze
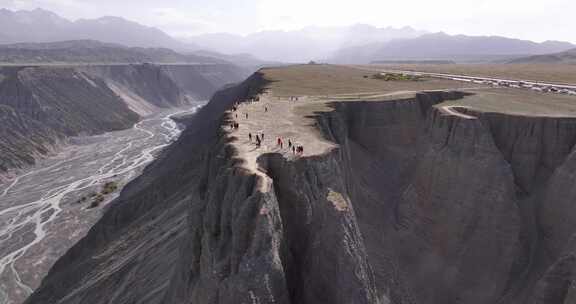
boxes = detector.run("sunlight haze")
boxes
[0,0,573,42]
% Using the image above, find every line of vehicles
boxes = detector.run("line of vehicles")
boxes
[451,76,576,96]
[392,70,576,96]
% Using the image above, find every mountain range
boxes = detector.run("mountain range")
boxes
[508,48,576,64]
[330,32,576,63]
[0,40,221,64]
[0,8,194,50]
[0,8,574,64]
[183,24,427,62]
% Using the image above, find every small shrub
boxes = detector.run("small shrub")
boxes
[101,181,119,195]
[89,195,105,209]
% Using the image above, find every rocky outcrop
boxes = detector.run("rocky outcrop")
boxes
[24,75,576,304]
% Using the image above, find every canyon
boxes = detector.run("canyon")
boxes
[0,62,247,175]
[20,64,576,304]
[0,62,247,304]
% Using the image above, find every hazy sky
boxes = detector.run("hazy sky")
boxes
[1,0,574,42]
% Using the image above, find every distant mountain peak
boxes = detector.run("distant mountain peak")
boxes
[426,32,450,37]
[0,39,222,64]
[91,15,136,25]
[350,23,377,30]
[0,8,196,50]
[508,47,576,63]
[186,24,426,62]
[30,7,53,14]
[331,32,575,64]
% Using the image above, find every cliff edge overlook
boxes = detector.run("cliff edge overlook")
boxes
[25,64,576,304]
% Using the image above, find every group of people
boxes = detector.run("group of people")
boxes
[277,137,304,155]
[289,96,300,102]
[249,132,265,147]
[230,97,305,156]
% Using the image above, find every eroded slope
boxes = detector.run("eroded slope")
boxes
[25,65,576,304]
[0,63,245,176]
[0,66,139,172]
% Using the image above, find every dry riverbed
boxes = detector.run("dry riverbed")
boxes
[0,104,202,304]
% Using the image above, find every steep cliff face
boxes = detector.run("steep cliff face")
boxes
[160,64,250,100]
[478,113,576,195]
[321,98,576,304]
[23,75,277,304]
[327,99,576,304]
[80,63,247,114]
[259,153,378,304]
[24,72,576,304]
[80,64,185,110]
[467,110,576,304]
[23,74,375,304]
[315,94,522,304]
[0,66,139,172]
[530,136,576,304]
[400,108,520,304]
[0,63,246,175]
[0,105,61,172]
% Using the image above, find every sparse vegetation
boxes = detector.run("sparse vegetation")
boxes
[263,65,459,97]
[371,73,422,81]
[79,181,120,209]
[89,194,105,209]
[102,181,119,195]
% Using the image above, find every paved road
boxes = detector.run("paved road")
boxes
[0,104,201,304]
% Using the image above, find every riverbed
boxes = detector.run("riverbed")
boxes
[0,104,202,304]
